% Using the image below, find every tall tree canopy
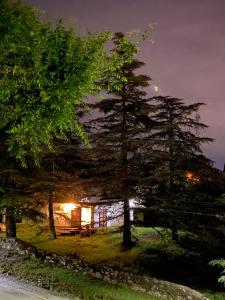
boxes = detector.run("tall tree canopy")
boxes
[0,0,137,165]
[86,33,152,249]
[140,96,214,241]
[0,1,138,237]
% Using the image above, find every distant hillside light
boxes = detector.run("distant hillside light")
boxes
[185,172,200,183]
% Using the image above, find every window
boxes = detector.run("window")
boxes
[99,207,107,227]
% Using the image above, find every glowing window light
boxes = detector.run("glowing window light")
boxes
[62,203,77,213]
[186,172,193,179]
[81,207,92,226]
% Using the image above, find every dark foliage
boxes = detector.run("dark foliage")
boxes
[85,33,153,248]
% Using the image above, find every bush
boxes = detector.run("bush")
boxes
[209,259,225,286]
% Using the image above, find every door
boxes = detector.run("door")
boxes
[71,207,81,228]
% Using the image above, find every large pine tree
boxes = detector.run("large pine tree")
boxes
[86,33,153,249]
[140,96,213,240]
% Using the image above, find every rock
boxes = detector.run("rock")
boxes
[95,272,102,279]
[0,237,209,300]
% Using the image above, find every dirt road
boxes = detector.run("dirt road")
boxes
[0,274,73,300]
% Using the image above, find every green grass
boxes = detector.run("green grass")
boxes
[11,224,168,270]
[204,291,225,300]
[1,257,159,300]
[0,225,188,271]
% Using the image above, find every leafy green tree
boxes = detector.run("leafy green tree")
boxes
[0,1,137,236]
[0,0,135,165]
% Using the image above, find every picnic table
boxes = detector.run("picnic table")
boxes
[57,225,96,237]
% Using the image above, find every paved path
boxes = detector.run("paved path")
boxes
[0,275,73,300]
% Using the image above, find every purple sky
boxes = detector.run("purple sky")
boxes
[26,0,225,169]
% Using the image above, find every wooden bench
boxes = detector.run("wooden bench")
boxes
[57,226,96,237]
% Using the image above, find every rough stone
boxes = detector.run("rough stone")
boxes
[0,237,209,300]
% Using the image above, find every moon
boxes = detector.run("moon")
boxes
[153,85,159,92]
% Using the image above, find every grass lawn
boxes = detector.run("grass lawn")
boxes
[9,224,170,270]
[204,292,225,300]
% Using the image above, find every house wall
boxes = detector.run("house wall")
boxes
[94,202,123,227]
[94,201,135,227]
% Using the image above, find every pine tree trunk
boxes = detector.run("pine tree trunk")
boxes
[171,219,178,242]
[48,192,56,240]
[5,207,16,238]
[122,195,132,249]
[168,112,179,243]
[121,88,133,250]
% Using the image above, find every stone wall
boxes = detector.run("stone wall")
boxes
[0,237,208,300]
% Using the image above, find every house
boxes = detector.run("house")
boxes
[0,193,142,232]
[51,194,140,229]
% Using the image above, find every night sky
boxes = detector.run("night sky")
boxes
[26,0,225,169]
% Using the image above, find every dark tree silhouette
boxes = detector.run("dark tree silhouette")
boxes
[140,96,213,241]
[86,33,153,249]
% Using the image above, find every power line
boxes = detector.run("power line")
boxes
[159,208,225,219]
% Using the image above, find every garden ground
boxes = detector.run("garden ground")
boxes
[0,225,224,299]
